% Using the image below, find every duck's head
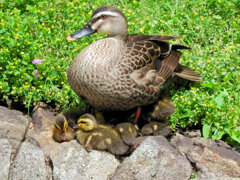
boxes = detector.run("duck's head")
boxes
[67,6,127,41]
[73,114,98,131]
[53,115,69,142]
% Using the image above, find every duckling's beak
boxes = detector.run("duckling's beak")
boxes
[61,132,67,141]
[73,124,80,129]
[66,23,96,41]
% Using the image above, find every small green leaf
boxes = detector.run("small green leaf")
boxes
[0,28,6,34]
[225,129,240,144]
[212,129,225,140]
[201,83,213,88]
[202,124,211,138]
[214,96,224,109]
[213,15,222,19]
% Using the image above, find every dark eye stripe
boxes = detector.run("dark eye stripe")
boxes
[91,15,109,24]
[54,123,62,133]
[80,121,87,124]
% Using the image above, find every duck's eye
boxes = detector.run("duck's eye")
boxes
[101,15,106,19]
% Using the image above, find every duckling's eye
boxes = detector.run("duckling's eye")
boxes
[80,121,87,125]
[54,123,62,133]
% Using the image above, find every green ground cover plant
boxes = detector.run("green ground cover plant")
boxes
[0,0,239,145]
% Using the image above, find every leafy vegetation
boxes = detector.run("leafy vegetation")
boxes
[0,0,239,145]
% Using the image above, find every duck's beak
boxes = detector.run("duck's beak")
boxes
[61,132,67,141]
[66,23,96,41]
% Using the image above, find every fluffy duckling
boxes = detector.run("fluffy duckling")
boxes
[52,109,86,142]
[52,114,75,142]
[115,122,138,145]
[150,98,176,121]
[74,114,129,155]
[141,121,170,136]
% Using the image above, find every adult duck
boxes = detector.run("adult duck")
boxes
[67,6,201,123]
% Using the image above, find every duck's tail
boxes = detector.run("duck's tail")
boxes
[174,64,202,81]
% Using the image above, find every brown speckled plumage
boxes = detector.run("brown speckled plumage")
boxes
[67,6,202,111]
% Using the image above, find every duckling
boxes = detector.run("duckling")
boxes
[74,114,129,155]
[150,98,176,121]
[115,122,138,145]
[52,114,75,142]
[141,121,171,137]
[52,109,86,142]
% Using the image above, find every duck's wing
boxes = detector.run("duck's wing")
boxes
[127,34,181,42]
[120,40,182,88]
[123,34,202,87]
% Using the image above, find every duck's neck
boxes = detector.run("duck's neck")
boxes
[107,33,127,42]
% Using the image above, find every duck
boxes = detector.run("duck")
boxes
[115,122,138,145]
[52,109,87,142]
[67,6,202,123]
[74,113,129,155]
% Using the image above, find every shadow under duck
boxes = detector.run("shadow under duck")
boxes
[67,6,202,120]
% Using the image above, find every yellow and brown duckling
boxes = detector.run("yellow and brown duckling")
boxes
[74,114,129,155]
[115,122,138,145]
[52,109,87,142]
[150,98,176,121]
[52,114,75,143]
[141,121,170,136]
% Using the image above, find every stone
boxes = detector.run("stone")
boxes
[9,141,48,180]
[51,140,119,180]
[112,136,192,180]
[157,125,171,137]
[182,129,201,137]
[0,106,29,153]
[0,139,12,180]
[31,106,55,132]
[50,140,88,180]
[84,150,120,179]
[170,133,240,179]
[26,107,59,157]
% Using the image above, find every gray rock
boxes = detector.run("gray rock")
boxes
[0,139,12,180]
[0,106,29,153]
[9,141,48,180]
[50,140,88,180]
[51,140,119,180]
[26,107,59,157]
[112,136,192,180]
[170,133,240,179]
[31,106,55,132]
[85,150,120,179]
